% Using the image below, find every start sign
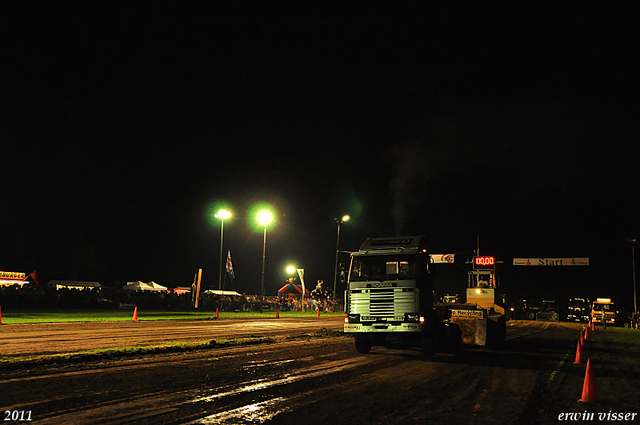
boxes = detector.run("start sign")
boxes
[473,256,495,269]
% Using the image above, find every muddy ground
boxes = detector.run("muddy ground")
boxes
[1,320,637,424]
[0,317,346,358]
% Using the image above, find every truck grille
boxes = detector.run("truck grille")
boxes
[349,288,418,317]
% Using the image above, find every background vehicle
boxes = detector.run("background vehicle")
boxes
[343,236,462,355]
[591,298,616,325]
[535,300,559,321]
[509,299,559,321]
[509,300,540,320]
[441,294,459,304]
[567,297,591,322]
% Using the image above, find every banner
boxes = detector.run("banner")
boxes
[297,269,306,309]
[430,254,455,264]
[513,258,589,266]
[451,309,485,318]
[0,271,25,279]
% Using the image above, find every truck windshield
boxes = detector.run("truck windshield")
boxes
[350,255,418,281]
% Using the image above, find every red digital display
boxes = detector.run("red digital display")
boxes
[474,256,495,268]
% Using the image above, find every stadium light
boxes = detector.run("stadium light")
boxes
[258,209,274,310]
[333,215,350,302]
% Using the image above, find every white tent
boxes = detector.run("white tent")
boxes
[123,281,168,292]
[147,281,168,290]
[203,290,242,296]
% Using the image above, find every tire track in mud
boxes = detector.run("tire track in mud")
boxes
[7,338,373,425]
[189,332,546,425]
[505,320,550,340]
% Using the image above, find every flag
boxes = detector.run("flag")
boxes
[297,269,305,300]
[226,251,235,282]
[29,270,39,285]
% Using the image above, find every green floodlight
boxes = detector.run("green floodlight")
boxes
[207,201,232,226]
[213,208,232,291]
[251,204,276,304]
[257,210,273,226]
[215,209,232,220]
[247,202,277,232]
[342,215,350,222]
[286,265,296,275]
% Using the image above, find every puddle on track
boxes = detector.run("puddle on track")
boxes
[187,398,289,424]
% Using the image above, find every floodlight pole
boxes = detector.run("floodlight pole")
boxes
[218,219,225,290]
[332,215,349,302]
[256,209,274,313]
[627,237,637,312]
[215,210,231,291]
[261,226,267,308]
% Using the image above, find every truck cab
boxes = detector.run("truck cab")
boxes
[344,236,461,355]
[591,298,615,325]
[567,298,591,322]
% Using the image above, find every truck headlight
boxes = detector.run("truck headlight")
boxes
[405,313,420,323]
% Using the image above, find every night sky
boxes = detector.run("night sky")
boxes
[3,3,639,310]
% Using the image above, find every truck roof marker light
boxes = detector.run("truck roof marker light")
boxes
[344,316,349,324]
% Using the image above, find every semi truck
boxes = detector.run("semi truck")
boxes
[567,298,591,322]
[591,298,616,325]
[343,236,462,355]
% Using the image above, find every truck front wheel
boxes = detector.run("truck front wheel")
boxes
[421,336,435,356]
[354,334,372,354]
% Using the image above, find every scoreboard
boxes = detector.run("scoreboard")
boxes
[473,256,495,269]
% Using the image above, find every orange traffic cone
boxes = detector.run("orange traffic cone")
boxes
[578,359,598,403]
[591,318,595,332]
[579,330,585,347]
[574,340,585,364]
[317,308,320,317]
[132,306,139,322]
[585,324,591,341]
[215,308,219,319]
[276,308,280,318]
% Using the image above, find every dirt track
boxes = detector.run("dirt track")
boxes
[2,319,633,425]
[0,317,345,357]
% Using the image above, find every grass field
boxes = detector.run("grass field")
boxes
[0,309,344,324]
[575,325,640,413]
[590,326,640,377]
